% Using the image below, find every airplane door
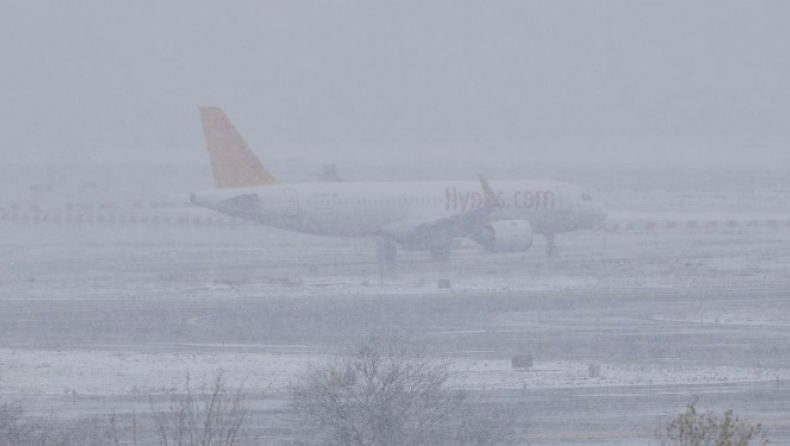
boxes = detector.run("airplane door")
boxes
[557,186,572,213]
[283,189,299,217]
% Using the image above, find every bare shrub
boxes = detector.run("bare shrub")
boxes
[38,416,116,446]
[655,402,768,446]
[0,400,27,445]
[289,336,515,446]
[150,371,251,446]
[0,400,116,446]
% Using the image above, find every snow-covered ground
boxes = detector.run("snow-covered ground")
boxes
[2,163,790,444]
[2,348,787,397]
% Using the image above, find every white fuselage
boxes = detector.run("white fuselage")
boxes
[191,180,607,238]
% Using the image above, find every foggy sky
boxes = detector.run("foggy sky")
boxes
[2,1,789,165]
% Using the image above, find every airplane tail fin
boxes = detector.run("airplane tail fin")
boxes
[199,107,278,188]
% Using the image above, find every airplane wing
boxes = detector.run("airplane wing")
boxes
[379,175,500,250]
[478,174,500,210]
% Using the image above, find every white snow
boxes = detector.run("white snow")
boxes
[1,348,788,397]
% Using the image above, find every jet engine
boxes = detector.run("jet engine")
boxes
[478,220,534,252]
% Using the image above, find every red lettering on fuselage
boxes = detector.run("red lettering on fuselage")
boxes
[535,191,555,209]
[445,187,457,210]
[444,187,555,211]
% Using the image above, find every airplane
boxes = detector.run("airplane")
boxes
[189,107,608,262]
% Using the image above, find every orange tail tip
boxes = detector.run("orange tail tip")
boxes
[199,107,278,188]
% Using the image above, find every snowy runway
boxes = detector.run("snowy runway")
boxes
[3,164,790,444]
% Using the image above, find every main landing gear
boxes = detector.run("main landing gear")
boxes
[427,227,453,262]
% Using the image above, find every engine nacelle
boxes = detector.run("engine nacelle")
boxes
[479,220,534,252]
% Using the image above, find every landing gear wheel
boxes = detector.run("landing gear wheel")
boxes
[428,227,453,262]
[544,234,558,259]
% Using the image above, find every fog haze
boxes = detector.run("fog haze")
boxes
[6,3,790,444]
[2,1,789,165]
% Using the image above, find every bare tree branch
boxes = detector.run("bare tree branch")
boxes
[150,371,253,446]
[289,335,516,446]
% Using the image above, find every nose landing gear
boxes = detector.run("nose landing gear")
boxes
[544,234,559,259]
